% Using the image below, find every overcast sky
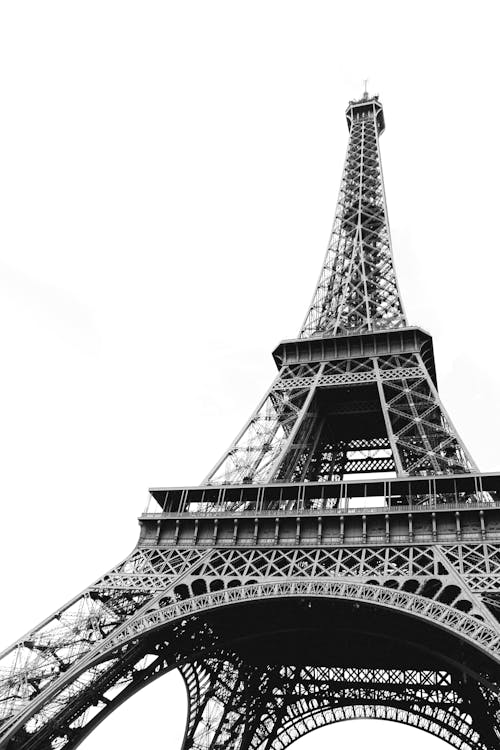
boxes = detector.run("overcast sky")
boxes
[1,1,499,748]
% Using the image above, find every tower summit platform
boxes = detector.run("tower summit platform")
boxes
[346,92,385,134]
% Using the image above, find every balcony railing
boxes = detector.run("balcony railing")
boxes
[144,472,500,517]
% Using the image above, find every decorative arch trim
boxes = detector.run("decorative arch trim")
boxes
[268,703,481,750]
[98,579,500,663]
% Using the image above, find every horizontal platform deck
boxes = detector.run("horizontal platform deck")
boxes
[139,473,500,549]
[147,472,500,515]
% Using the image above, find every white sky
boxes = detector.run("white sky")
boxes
[0,1,499,748]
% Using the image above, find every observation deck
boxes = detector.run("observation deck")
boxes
[346,93,385,134]
[273,326,437,385]
[139,472,500,549]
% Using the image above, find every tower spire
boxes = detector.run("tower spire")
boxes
[300,94,407,338]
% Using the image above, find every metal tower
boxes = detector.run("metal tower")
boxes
[1,92,500,750]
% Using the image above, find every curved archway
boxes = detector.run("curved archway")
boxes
[6,585,500,749]
[99,579,500,663]
[64,670,456,750]
[68,645,496,750]
[262,701,480,750]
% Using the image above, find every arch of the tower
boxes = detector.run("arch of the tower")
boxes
[255,704,483,750]
[56,661,498,750]
[5,588,500,749]
[19,653,489,750]
[63,664,492,750]
[178,659,494,750]
[177,654,496,750]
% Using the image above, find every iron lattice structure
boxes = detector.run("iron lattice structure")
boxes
[1,92,500,749]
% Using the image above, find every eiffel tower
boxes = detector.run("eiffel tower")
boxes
[2,91,500,750]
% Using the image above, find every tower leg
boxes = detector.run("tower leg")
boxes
[180,655,284,750]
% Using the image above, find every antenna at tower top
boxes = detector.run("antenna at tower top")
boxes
[363,78,369,99]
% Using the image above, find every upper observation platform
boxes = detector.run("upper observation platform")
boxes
[346,92,385,134]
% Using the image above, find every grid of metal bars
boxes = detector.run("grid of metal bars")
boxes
[1,93,499,750]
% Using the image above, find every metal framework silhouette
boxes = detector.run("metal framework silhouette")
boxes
[1,92,500,750]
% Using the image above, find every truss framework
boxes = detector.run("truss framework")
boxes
[1,93,499,750]
[205,352,475,484]
[181,659,499,750]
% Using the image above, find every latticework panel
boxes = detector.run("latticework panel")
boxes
[380,356,475,475]
[175,544,496,624]
[204,365,326,485]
